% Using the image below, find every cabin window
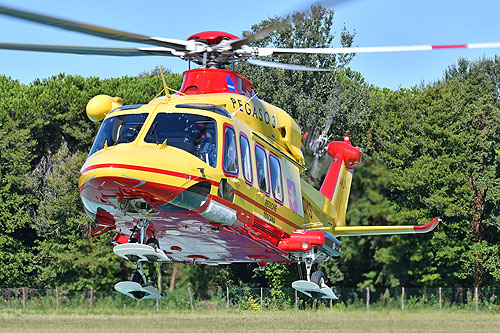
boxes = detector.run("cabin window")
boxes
[240,135,252,183]
[223,126,238,175]
[144,113,217,167]
[89,113,148,157]
[269,154,284,202]
[255,145,269,193]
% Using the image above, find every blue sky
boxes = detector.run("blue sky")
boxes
[0,0,499,89]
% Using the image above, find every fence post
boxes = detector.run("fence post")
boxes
[366,287,370,311]
[401,287,405,312]
[22,287,26,310]
[439,287,442,311]
[226,287,229,309]
[56,288,59,311]
[89,288,93,309]
[260,288,263,311]
[156,262,161,312]
[188,287,194,312]
[475,287,479,312]
[295,289,297,310]
[330,298,332,310]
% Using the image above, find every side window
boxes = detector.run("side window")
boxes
[240,135,253,183]
[255,145,269,193]
[269,154,284,202]
[223,126,238,175]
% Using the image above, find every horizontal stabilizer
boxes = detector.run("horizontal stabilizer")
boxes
[333,217,440,237]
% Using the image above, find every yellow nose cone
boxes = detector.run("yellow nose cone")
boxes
[86,95,123,122]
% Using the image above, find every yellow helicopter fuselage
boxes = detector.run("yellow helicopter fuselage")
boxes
[79,68,343,263]
[79,68,434,265]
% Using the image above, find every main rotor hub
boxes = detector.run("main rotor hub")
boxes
[185,31,242,68]
[187,31,239,45]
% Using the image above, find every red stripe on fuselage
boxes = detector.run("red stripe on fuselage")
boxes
[81,163,301,230]
[80,163,220,186]
[232,190,301,230]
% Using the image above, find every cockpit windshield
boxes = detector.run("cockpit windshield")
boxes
[144,113,217,167]
[88,113,148,157]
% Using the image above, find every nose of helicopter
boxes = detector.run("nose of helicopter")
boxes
[78,144,210,211]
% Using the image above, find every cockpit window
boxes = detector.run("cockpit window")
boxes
[144,113,217,167]
[88,113,148,157]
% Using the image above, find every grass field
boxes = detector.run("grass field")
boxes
[0,309,499,332]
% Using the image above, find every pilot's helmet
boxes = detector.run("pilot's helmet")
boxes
[188,123,206,142]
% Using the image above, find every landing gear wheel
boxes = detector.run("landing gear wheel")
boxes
[130,272,144,286]
[115,260,162,300]
[130,290,146,299]
[146,238,160,250]
[311,271,326,288]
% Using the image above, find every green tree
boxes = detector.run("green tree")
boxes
[0,71,182,290]
[355,58,500,288]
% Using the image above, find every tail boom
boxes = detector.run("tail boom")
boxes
[331,217,441,237]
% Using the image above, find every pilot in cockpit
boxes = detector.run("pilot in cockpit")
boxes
[187,123,216,167]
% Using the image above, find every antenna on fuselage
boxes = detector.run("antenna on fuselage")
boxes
[160,67,171,99]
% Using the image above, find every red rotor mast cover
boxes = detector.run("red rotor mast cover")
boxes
[179,68,255,97]
[187,31,239,45]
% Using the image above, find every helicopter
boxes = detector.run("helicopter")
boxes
[0,3,473,300]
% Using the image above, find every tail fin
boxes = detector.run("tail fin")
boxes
[319,137,362,226]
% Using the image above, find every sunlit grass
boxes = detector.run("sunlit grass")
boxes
[1,309,499,332]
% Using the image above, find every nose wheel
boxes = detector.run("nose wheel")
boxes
[114,221,166,299]
[146,237,160,250]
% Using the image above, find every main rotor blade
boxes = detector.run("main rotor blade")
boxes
[0,42,176,57]
[258,42,500,56]
[247,59,331,71]
[0,4,191,51]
